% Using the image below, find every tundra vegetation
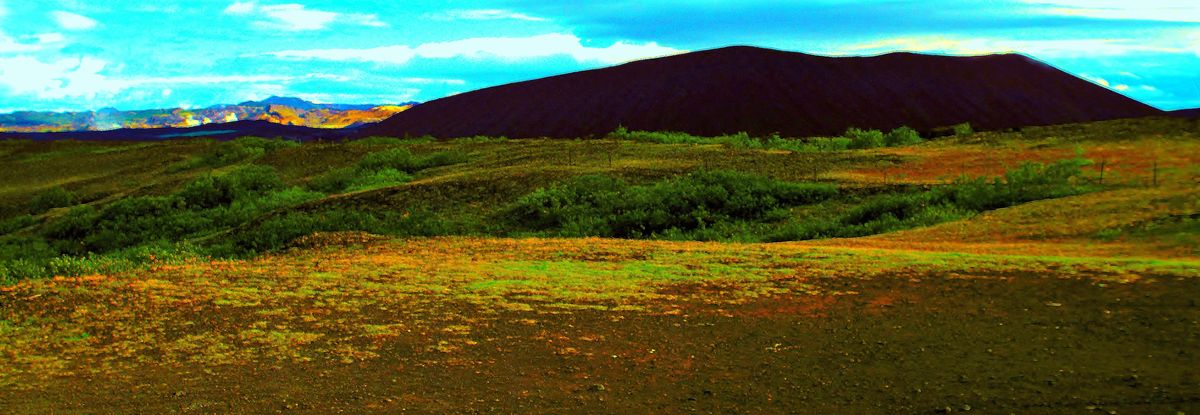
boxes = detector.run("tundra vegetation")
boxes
[1,117,1198,413]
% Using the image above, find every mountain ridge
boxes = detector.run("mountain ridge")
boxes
[364,45,1161,138]
[0,97,418,132]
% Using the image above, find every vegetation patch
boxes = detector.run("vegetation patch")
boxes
[307,147,467,193]
[771,158,1099,240]
[509,170,838,238]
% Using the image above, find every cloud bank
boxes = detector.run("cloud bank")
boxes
[264,33,685,65]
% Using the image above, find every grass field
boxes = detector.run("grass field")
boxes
[1,117,1198,413]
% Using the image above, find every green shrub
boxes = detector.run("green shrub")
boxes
[417,151,469,170]
[845,128,885,149]
[450,135,508,144]
[0,235,57,261]
[940,158,1092,211]
[348,136,436,146]
[306,168,358,194]
[0,215,35,234]
[510,171,837,238]
[0,259,45,284]
[358,148,422,172]
[884,126,923,147]
[768,158,1095,242]
[953,122,974,136]
[231,136,300,152]
[793,137,852,152]
[201,141,265,166]
[309,149,465,194]
[179,165,285,209]
[190,136,298,168]
[29,187,77,214]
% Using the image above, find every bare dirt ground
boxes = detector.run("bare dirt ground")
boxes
[2,237,1197,414]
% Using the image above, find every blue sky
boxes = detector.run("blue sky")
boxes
[0,0,1197,112]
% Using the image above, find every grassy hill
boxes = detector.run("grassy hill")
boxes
[1,116,1199,412]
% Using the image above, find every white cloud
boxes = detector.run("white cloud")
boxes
[223,1,256,15]
[293,91,421,104]
[0,34,40,53]
[0,31,66,53]
[224,2,385,31]
[1021,0,1200,23]
[51,11,98,30]
[29,33,66,44]
[831,35,1189,58]
[0,55,112,99]
[400,77,467,85]
[1191,30,1200,57]
[429,9,547,22]
[1082,75,1112,87]
[1080,74,1162,95]
[0,54,295,101]
[265,33,685,65]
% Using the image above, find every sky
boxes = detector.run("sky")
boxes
[0,0,1198,113]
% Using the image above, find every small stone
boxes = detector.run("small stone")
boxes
[588,384,606,392]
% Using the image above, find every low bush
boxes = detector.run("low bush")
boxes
[40,165,322,255]
[939,158,1093,211]
[179,165,285,209]
[190,136,300,168]
[884,126,923,147]
[0,215,35,234]
[347,136,436,146]
[218,209,461,256]
[511,171,838,238]
[769,158,1095,241]
[0,242,204,283]
[953,122,974,136]
[308,148,466,194]
[450,135,509,144]
[845,128,885,149]
[29,187,77,214]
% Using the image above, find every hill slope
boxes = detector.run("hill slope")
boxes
[1170,108,1200,118]
[364,46,1161,138]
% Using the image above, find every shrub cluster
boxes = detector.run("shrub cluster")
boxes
[183,136,300,169]
[308,148,467,193]
[510,170,838,238]
[44,165,322,254]
[609,126,924,152]
[953,122,974,136]
[347,136,436,146]
[846,126,924,149]
[29,187,77,214]
[215,209,459,256]
[770,158,1094,240]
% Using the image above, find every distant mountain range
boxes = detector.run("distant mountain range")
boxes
[0,96,417,132]
[364,46,1162,138]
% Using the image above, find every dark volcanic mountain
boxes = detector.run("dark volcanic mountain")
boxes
[364,46,1162,138]
[1169,108,1200,119]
